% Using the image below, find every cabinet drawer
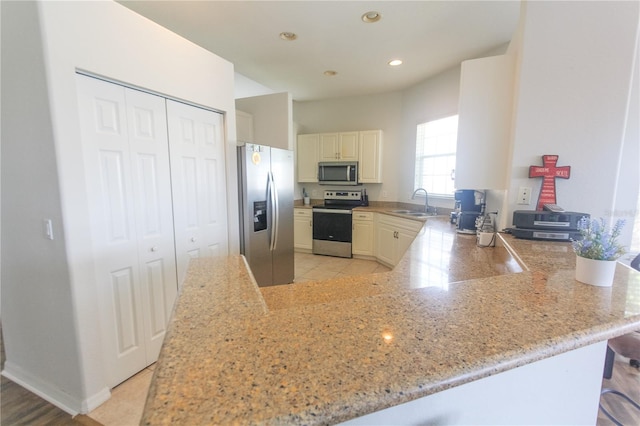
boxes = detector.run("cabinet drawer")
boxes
[377,214,423,233]
[352,211,373,221]
[294,208,312,218]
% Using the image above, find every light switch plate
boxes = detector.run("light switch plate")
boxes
[43,219,54,240]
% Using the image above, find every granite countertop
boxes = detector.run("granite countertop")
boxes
[142,217,640,425]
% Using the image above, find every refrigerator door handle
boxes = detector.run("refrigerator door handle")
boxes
[272,171,280,250]
[268,171,279,251]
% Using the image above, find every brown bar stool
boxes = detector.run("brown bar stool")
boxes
[599,253,640,425]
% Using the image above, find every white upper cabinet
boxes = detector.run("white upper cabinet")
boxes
[297,134,319,182]
[358,130,383,183]
[319,132,358,161]
[297,130,383,183]
[338,132,359,161]
[455,54,515,190]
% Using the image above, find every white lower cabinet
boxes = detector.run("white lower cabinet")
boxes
[352,211,374,257]
[294,208,313,251]
[375,214,423,267]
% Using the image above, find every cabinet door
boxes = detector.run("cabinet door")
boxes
[376,222,396,266]
[293,208,313,250]
[319,133,339,161]
[167,100,229,285]
[395,228,417,265]
[77,74,177,387]
[352,219,374,256]
[339,132,359,161]
[359,130,383,183]
[297,134,319,182]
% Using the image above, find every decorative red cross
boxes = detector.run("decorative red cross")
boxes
[528,155,571,210]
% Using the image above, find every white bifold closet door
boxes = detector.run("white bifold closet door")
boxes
[166,100,228,285]
[76,74,177,388]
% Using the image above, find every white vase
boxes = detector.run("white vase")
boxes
[575,255,617,287]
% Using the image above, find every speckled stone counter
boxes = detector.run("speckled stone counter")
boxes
[142,217,640,425]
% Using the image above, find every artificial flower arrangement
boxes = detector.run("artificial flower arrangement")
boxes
[572,216,626,261]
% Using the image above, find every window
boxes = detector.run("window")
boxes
[414,115,458,197]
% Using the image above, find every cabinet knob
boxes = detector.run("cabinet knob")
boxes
[191,237,197,242]
[150,246,158,252]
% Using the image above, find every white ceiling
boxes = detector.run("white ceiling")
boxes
[118,1,521,101]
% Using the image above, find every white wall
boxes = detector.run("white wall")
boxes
[400,66,462,209]
[616,33,640,255]
[234,71,275,99]
[292,49,505,211]
[1,2,84,411]
[506,0,639,247]
[292,3,639,249]
[236,92,293,150]
[1,0,238,414]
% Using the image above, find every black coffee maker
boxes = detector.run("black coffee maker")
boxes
[452,189,485,234]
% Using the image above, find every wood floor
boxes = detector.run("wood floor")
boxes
[597,354,640,425]
[0,325,100,426]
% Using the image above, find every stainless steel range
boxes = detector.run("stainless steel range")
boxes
[312,189,366,258]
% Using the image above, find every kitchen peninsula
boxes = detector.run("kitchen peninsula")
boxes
[142,217,640,425]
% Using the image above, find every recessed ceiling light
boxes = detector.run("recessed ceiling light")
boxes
[324,70,337,77]
[361,11,382,23]
[279,32,297,41]
[388,59,403,66]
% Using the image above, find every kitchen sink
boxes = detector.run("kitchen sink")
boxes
[389,209,428,217]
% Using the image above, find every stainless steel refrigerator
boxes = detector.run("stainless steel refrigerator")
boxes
[238,144,294,286]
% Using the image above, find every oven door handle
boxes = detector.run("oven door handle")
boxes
[268,171,279,251]
[312,208,353,214]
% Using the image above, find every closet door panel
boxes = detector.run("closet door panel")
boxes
[111,267,139,354]
[145,258,168,338]
[124,87,177,365]
[76,75,146,387]
[167,100,229,285]
[77,74,178,386]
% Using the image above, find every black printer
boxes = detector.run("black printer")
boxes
[511,210,589,241]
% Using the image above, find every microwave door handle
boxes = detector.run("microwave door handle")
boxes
[347,165,350,180]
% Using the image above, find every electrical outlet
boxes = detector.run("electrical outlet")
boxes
[517,186,531,205]
[312,190,318,197]
[382,190,388,198]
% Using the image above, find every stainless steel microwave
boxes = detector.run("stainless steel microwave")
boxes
[318,161,359,185]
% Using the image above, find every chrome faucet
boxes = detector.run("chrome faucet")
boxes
[412,188,435,215]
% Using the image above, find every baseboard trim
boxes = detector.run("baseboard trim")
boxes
[2,361,111,415]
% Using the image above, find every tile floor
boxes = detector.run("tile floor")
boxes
[87,252,387,425]
[88,365,155,426]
